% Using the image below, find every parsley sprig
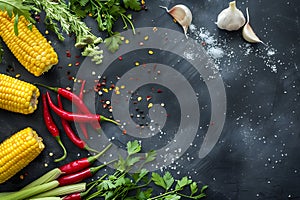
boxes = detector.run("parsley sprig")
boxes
[83,140,208,199]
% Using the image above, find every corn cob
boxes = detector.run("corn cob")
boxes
[0,127,45,184]
[0,73,40,114]
[0,11,58,76]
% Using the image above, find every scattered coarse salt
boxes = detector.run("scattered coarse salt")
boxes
[207,47,224,59]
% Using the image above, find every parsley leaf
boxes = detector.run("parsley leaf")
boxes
[175,176,192,190]
[164,194,181,200]
[163,172,175,191]
[104,33,123,53]
[190,182,198,196]
[127,140,141,156]
[152,172,167,190]
[123,0,142,11]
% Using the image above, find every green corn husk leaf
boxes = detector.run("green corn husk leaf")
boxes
[31,183,86,198]
[22,168,63,190]
[4,181,59,200]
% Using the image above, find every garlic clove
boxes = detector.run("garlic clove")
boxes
[216,1,245,31]
[160,4,192,38]
[242,7,265,44]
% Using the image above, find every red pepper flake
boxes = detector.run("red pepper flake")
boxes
[146,96,152,101]
[122,129,127,135]
[118,56,123,61]
[157,89,163,93]
[66,50,71,57]
[75,62,80,66]
[34,15,41,22]
[75,55,81,58]
[201,41,206,46]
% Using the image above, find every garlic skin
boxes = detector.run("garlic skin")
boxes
[160,4,193,38]
[216,1,245,31]
[242,8,265,44]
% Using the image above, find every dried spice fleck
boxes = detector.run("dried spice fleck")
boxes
[146,96,152,101]
[144,35,149,41]
[66,50,71,57]
[118,56,123,61]
[148,103,153,108]
[75,62,80,66]
[157,89,163,93]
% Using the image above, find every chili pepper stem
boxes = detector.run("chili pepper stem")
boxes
[35,83,59,93]
[100,116,120,126]
[88,143,112,163]
[84,145,100,154]
[90,159,117,175]
[54,136,68,162]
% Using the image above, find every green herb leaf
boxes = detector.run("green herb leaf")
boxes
[193,193,206,199]
[123,0,141,11]
[164,194,181,200]
[98,180,116,190]
[190,182,198,196]
[132,168,149,183]
[79,0,89,7]
[126,156,141,167]
[201,185,208,193]
[127,140,141,156]
[136,188,153,199]
[144,150,157,163]
[13,13,19,36]
[175,176,192,190]
[104,33,123,53]
[0,0,35,36]
[152,172,167,190]
[163,172,174,191]
[115,177,126,187]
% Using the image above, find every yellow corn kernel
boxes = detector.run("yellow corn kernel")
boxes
[0,127,45,184]
[0,73,40,114]
[0,11,58,76]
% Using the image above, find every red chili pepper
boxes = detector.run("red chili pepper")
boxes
[57,160,114,186]
[36,83,101,130]
[57,94,99,153]
[78,80,89,139]
[46,92,119,125]
[42,94,67,162]
[63,193,82,200]
[59,143,112,174]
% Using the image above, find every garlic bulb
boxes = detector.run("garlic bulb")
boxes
[216,1,245,31]
[242,8,265,44]
[160,4,193,38]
